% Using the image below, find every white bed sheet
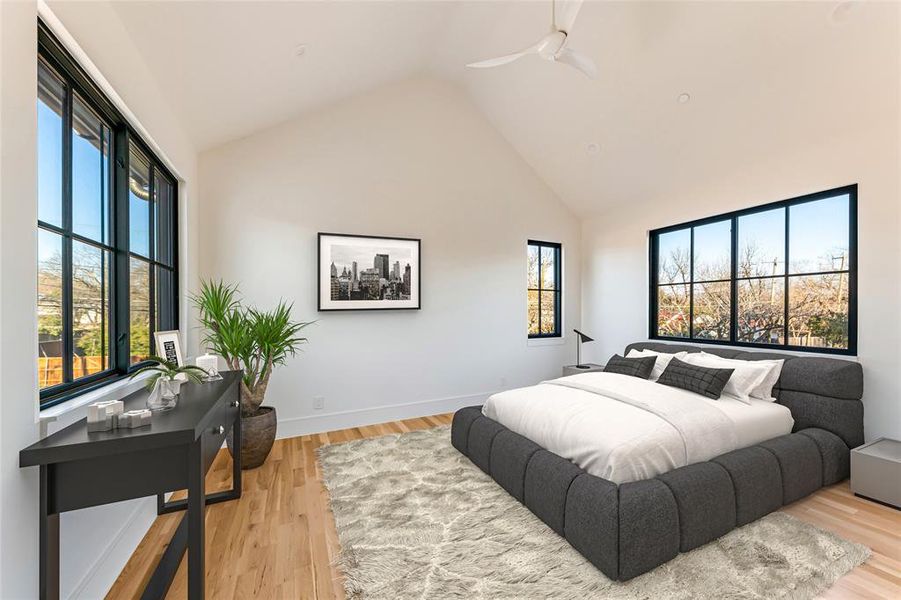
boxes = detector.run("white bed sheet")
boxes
[712,395,795,448]
[482,373,793,484]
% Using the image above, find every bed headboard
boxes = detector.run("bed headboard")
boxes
[623,342,864,448]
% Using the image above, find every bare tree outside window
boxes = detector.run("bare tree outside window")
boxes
[528,241,562,337]
[652,190,854,352]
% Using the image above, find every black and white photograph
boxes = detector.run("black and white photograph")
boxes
[318,233,421,311]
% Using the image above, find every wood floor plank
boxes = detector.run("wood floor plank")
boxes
[106,413,900,599]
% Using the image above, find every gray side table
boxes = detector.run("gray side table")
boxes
[850,437,901,508]
[562,364,605,377]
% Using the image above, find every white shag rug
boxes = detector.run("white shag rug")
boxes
[317,426,869,600]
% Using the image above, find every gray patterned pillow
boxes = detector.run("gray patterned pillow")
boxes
[604,354,657,379]
[657,357,735,399]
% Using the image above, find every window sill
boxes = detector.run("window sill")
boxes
[38,372,152,435]
[648,336,858,358]
[527,336,566,347]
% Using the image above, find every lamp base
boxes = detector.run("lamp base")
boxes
[574,364,591,369]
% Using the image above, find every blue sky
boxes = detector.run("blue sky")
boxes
[658,194,850,283]
[38,94,153,263]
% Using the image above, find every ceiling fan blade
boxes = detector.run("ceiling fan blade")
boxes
[555,47,597,79]
[554,0,584,34]
[466,52,529,69]
[466,40,542,69]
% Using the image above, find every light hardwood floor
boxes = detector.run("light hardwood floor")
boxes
[107,414,900,599]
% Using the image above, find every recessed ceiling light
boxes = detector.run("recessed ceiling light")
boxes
[586,142,601,155]
[678,93,691,104]
[294,44,308,57]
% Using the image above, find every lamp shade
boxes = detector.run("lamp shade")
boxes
[573,329,594,343]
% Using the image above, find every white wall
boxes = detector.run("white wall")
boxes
[198,77,581,436]
[1,2,200,598]
[0,3,41,598]
[581,116,901,440]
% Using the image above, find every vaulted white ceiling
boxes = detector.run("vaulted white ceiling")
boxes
[105,0,898,217]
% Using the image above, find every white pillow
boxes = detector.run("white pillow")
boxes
[695,352,784,400]
[681,353,772,404]
[626,349,688,382]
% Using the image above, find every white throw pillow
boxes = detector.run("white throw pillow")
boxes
[682,353,772,404]
[696,352,784,400]
[626,349,688,382]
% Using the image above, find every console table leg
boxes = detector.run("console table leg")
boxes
[39,465,59,600]
[187,439,205,599]
[232,399,242,490]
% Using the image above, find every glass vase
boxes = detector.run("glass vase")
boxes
[147,378,182,411]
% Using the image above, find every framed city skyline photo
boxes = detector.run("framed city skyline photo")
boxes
[318,233,421,311]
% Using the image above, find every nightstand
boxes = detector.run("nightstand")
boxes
[851,438,901,508]
[562,364,604,377]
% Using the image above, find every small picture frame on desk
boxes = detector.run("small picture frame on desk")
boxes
[154,330,184,366]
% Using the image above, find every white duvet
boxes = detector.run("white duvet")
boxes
[482,372,794,484]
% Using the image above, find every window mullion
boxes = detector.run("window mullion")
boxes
[729,216,737,344]
[61,76,74,384]
[555,246,562,336]
[171,179,180,331]
[536,245,542,335]
[688,227,695,339]
[148,164,156,353]
[847,193,858,355]
[783,206,790,348]
[649,233,658,338]
[114,128,130,372]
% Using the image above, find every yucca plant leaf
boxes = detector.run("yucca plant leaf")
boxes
[191,280,313,411]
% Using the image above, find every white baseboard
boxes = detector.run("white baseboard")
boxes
[68,497,157,600]
[276,391,493,439]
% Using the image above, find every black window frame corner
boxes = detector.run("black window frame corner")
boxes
[648,184,858,356]
[527,239,563,340]
[37,21,180,409]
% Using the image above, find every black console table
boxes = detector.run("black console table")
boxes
[20,371,243,600]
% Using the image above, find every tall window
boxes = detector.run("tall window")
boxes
[650,186,856,354]
[37,24,178,406]
[528,240,562,338]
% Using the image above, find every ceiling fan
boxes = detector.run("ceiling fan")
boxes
[466,0,597,79]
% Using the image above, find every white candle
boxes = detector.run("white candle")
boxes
[196,353,219,377]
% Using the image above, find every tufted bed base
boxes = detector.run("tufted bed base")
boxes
[451,342,864,581]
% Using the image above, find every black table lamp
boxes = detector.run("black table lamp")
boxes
[573,329,594,369]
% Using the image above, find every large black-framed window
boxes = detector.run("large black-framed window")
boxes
[649,185,857,355]
[37,22,178,407]
[528,240,562,338]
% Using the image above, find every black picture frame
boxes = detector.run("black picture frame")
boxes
[317,233,421,311]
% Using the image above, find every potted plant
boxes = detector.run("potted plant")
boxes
[130,356,209,411]
[193,280,311,469]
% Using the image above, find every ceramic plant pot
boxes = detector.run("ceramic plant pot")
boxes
[227,406,277,469]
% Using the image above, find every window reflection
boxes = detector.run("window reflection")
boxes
[72,241,110,378]
[38,61,64,228]
[129,146,151,257]
[72,94,111,244]
[130,258,151,363]
[38,230,64,388]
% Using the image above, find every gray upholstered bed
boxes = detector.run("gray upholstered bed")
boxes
[451,341,864,581]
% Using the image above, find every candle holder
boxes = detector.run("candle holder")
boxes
[196,353,223,382]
